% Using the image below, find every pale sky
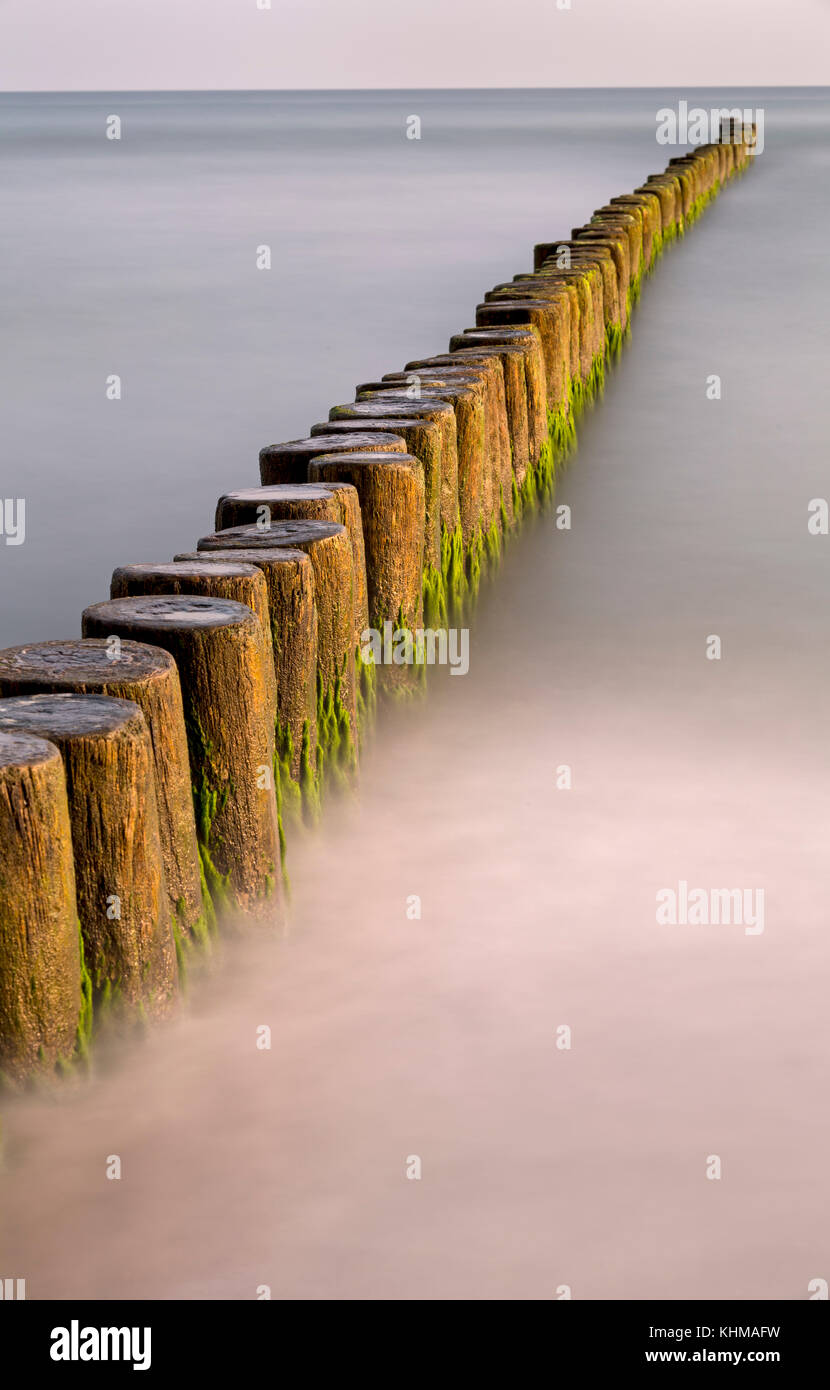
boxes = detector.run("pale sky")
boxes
[1,0,829,90]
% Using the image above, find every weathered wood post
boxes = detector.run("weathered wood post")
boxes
[449,327,548,474]
[446,343,531,492]
[214,484,369,652]
[82,597,283,922]
[0,638,208,945]
[353,380,481,603]
[307,452,427,696]
[489,279,582,391]
[325,400,455,593]
[0,730,90,1088]
[513,266,604,387]
[0,693,178,1022]
[609,193,662,269]
[635,181,678,240]
[307,451,425,631]
[196,523,357,787]
[259,432,408,485]
[402,354,516,533]
[474,296,571,426]
[173,546,318,824]
[310,413,454,625]
[109,561,277,723]
[588,210,642,293]
[534,242,623,340]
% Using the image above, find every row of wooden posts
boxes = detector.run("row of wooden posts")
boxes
[0,135,755,1089]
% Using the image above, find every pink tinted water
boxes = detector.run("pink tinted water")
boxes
[2,92,829,1300]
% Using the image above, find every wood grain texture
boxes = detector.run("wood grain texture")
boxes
[259,432,407,486]
[82,598,282,922]
[448,328,548,467]
[214,485,368,647]
[325,401,457,574]
[0,694,177,1022]
[0,638,204,944]
[308,452,425,631]
[174,547,317,785]
[0,731,85,1088]
[109,562,277,727]
[196,524,357,776]
[446,344,531,487]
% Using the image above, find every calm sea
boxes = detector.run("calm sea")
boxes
[1,89,829,1300]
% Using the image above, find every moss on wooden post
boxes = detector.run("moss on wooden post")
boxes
[308,451,425,631]
[475,298,570,412]
[501,273,591,384]
[402,353,516,535]
[196,523,357,787]
[448,328,548,465]
[0,693,178,1022]
[327,399,453,581]
[0,730,89,1088]
[214,484,368,650]
[356,379,485,592]
[82,597,283,923]
[0,638,207,946]
[312,411,455,624]
[446,344,530,488]
[109,561,277,727]
[174,546,318,824]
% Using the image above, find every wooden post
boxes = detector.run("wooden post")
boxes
[196,524,357,786]
[174,547,318,820]
[214,485,368,650]
[326,400,455,585]
[356,380,484,588]
[311,413,457,625]
[403,354,516,531]
[0,730,89,1088]
[0,638,207,946]
[448,328,548,466]
[259,432,407,485]
[447,344,531,489]
[109,561,277,726]
[534,243,622,334]
[307,452,425,631]
[0,693,178,1022]
[82,597,283,922]
[489,279,583,388]
[475,298,570,411]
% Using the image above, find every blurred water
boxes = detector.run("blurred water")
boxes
[1,89,829,1300]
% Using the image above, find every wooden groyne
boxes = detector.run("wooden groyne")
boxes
[0,133,755,1087]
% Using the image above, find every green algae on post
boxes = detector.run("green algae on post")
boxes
[308,451,426,633]
[0,730,90,1089]
[174,546,319,829]
[0,637,210,947]
[327,399,453,578]
[197,521,358,787]
[214,484,369,651]
[311,411,456,624]
[0,694,178,1025]
[309,451,428,695]
[109,561,278,733]
[82,596,283,924]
